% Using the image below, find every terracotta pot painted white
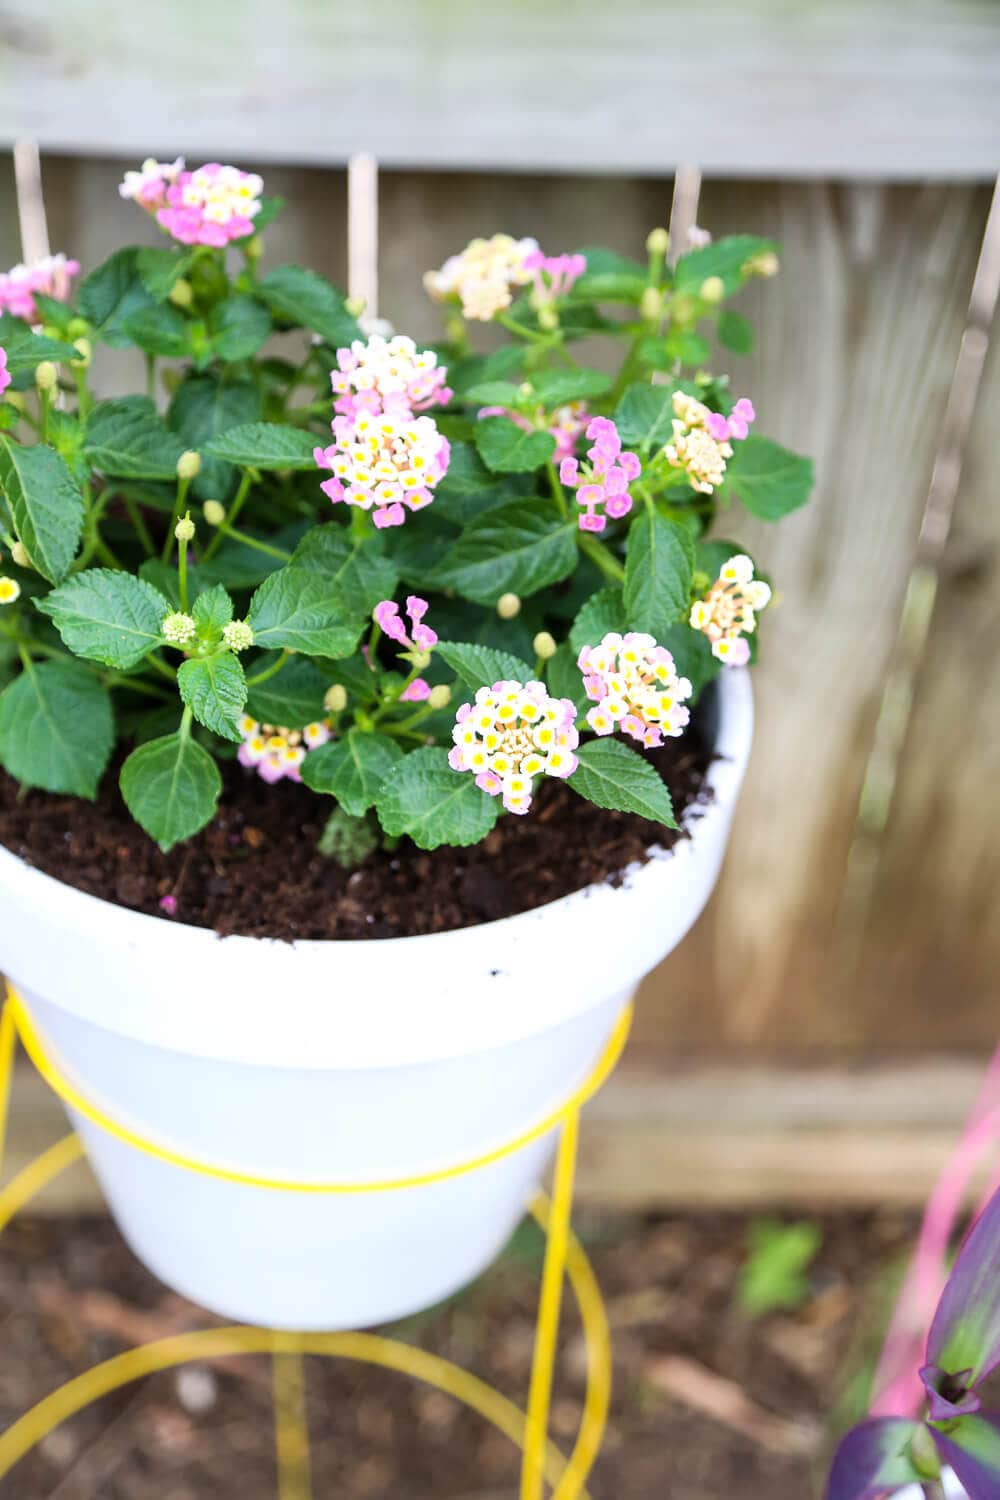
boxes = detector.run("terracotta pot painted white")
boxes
[0,670,753,1330]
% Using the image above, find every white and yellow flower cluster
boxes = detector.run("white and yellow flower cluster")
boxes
[331,333,451,418]
[424,234,540,322]
[663,392,735,495]
[577,632,692,749]
[448,680,579,815]
[690,554,771,666]
[237,716,331,785]
[315,408,450,530]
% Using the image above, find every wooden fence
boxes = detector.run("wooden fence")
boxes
[0,0,998,1201]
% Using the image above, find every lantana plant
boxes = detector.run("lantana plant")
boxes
[0,162,813,860]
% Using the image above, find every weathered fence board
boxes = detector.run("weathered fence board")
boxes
[0,0,997,179]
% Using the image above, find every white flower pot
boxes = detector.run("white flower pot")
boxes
[0,670,753,1331]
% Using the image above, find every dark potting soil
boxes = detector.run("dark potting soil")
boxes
[0,713,714,942]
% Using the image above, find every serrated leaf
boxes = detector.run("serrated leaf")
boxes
[120,729,222,851]
[658,622,718,700]
[613,384,676,451]
[192,583,233,642]
[121,303,192,358]
[474,416,556,474]
[528,368,613,406]
[375,746,499,850]
[722,436,814,521]
[246,567,361,658]
[167,373,262,499]
[435,500,577,605]
[463,380,524,408]
[78,248,156,346]
[0,320,78,374]
[437,641,533,696]
[624,509,694,637]
[208,295,272,361]
[717,309,755,355]
[433,440,531,526]
[0,437,84,583]
[205,421,318,470]
[674,235,778,295]
[35,569,170,669]
[245,656,330,728]
[178,653,246,743]
[570,739,677,827]
[137,246,196,300]
[255,265,359,347]
[301,729,403,815]
[0,659,114,798]
[545,642,584,709]
[569,588,627,654]
[290,525,398,617]
[84,396,186,480]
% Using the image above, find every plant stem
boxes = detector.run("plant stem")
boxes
[245,649,291,688]
[38,389,50,444]
[177,532,190,613]
[72,365,91,421]
[212,523,292,562]
[201,470,253,562]
[179,704,193,739]
[104,673,173,702]
[145,652,178,684]
[546,460,568,519]
[121,493,156,556]
[145,353,156,401]
[497,311,550,346]
[578,532,625,583]
[161,475,192,562]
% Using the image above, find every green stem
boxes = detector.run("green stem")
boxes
[578,532,625,583]
[214,523,292,562]
[161,475,192,562]
[38,389,50,444]
[145,652,178,684]
[104,673,173,702]
[179,704,194,740]
[145,353,156,401]
[245,649,291,688]
[497,311,550,345]
[201,470,253,562]
[546,460,568,519]
[609,335,646,406]
[177,532,190,613]
[121,492,156,556]
[73,365,92,421]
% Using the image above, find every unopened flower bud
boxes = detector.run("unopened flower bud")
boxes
[67,316,90,339]
[222,619,255,653]
[174,513,196,542]
[176,450,201,481]
[169,277,194,309]
[243,235,263,263]
[0,577,21,606]
[646,227,670,256]
[537,304,558,331]
[35,361,58,393]
[496,592,521,620]
[345,295,367,319]
[10,541,31,569]
[744,251,780,278]
[161,611,197,647]
[203,500,226,527]
[640,286,664,320]
[409,649,432,670]
[699,276,725,304]
[72,337,92,368]
[533,631,557,661]
[324,684,348,713]
[428,683,452,710]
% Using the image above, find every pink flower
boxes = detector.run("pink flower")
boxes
[689,553,770,665]
[524,250,587,305]
[158,894,178,916]
[559,417,641,532]
[478,399,588,465]
[0,254,80,325]
[373,596,438,653]
[577,632,692,749]
[314,408,449,529]
[0,347,9,398]
[449,680,579,815]
[237,714,331,784]
[145,162,264,248]
[400,678,431,702]
[331,334,451,420]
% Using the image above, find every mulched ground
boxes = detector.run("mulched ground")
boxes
[0,1207,917,1499]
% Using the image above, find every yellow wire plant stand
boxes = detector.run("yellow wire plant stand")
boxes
[0,984,633,1499]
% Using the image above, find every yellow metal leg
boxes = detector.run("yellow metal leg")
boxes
[272,1339,313,1500]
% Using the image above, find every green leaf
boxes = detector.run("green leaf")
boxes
[569,587,627,654]
[255,265,359,347]
[739,1219,822,1317]
[571,249,648,304]
[121,303,192,358]
[432,440,531,526]
[658,623,718,700]
[205,421,318,470]
[474,416,556,474]
[77,248,156,346]
[674,235,778,295]
[301,729,403,815]
[36,569,170,669]
[0,437,84,583]
[624,509,695,637]
[208,295,272,361]
[252,196,285,233]
[245,656,329,728]
[0,320,78,374]
[528,368,613,406]
[289,525,398,617]
[178,653,247,743]
[462,380,524,408]
[247,567,361,658]
[0,659,113,798]
[437,641,533,696]
[136,246,196,301]
[28,295,77,336]
[192,583,234,643]
[84,396,186,480]
[545,642,583,709]
[435,500,577,605]
[120,729,222,851]
[613,384,676,451]
[570,739,677,828]
[375,746,499,850]
[167,373,261,498]
[722,435,814,521]
[717,309,755,355]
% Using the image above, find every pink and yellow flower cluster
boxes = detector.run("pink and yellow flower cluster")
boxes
[374,596,438,702]
[449,680,579,814]
[578,632,692,749]
[237,715,331,784]
[560,417,640,532]
[663,391,755,494]
[315,334,451,529]
[120,157,263,247]
[424,234,540,322]
[689,554,771,666]
[0,254,80,324]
